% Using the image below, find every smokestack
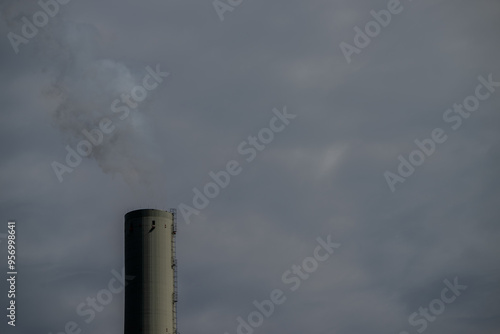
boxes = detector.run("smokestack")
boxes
[124,209,178,334]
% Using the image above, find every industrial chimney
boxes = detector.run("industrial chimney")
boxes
[124,209,178,334]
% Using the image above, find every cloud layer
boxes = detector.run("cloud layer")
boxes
[0,0,499,334]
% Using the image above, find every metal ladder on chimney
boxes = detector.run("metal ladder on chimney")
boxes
[170,208,178,334]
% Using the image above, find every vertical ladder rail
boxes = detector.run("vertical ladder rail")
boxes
[170,208,178,334]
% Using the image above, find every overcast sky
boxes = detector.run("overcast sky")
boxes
[1,0,499,333]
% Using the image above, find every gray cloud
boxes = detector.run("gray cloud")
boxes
[0,0,499,334]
